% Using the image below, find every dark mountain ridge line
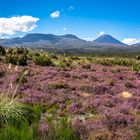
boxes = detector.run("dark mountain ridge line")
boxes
[0,33,140,52]
[0,33,125,45]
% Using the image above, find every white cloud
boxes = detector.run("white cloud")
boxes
[83,37,95,41]
[122,38,140,45]
[50,11,60,18]
[0,16,39,36]
[63,27,67,31]
[69,6,75,10]
[98,31,105,36]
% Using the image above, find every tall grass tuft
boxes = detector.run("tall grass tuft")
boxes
[0,95,32,124]
[0,65,33,125]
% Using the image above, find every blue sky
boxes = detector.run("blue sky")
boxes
[0,0,140,44]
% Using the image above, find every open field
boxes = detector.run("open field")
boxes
[0,47,140,140]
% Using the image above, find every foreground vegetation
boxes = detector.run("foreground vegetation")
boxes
[0,46,140,140]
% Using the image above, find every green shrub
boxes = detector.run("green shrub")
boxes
[5,54,28,66]
[0,46,6,55]
[136,55,140,60]
[5,54,18,65]
[131,64,140,72]
[56,61,66,68]
[34,55,53,66]
[18,54,28,66]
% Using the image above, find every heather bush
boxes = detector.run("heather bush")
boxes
[103,112,134,132]
[1,48,140,139]
[82,64,91,69]
[88,130,113,140]
[109,79,115,86]
[125,81,135,88]
[47,81,70,89]
[0,70,5,77]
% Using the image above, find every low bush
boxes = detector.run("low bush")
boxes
[34,55,53,66]
[5,54,28,66]
[0,46,6,55]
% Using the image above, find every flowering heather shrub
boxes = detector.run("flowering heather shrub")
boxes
[125,81,135,88]
[115,128,136,140]
[68,102,81,113]
[0,49,140,139]
[38,122,49,136]
[81,64,91,69]
[103,112,134,132]
[71,118,86,138]
[0,70,5,77]
[88,130,113,140]
[47,81,70,89]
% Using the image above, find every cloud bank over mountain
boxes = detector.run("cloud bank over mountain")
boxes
[122,38,140,45]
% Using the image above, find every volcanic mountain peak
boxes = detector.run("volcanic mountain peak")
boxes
[93,34,125,45]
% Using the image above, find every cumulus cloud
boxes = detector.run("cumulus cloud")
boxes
[98,31,105,36]
[83,37,95,41]
[69,6,75,10]
[0,16,39,36]
[122,38,140,45]
[50,11,60,18]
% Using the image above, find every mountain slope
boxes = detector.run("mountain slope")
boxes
[132,42,140,46]
[1,33,140,53]
[0,33,85,47]
[93,34,126,46]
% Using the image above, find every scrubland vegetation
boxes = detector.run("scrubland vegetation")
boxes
[0,46,140,140]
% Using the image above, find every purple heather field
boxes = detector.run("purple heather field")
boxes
[1,60,140,139]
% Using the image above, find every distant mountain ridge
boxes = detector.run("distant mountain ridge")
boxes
[0,33,140,53]
[0,33,83,46]
[0,33,125,46]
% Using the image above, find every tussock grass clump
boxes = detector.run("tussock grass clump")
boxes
[0,95,32,124]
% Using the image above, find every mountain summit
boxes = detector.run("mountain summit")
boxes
[94,34,125,46]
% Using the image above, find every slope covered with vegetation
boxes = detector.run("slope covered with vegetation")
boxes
[0,46,140,140]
